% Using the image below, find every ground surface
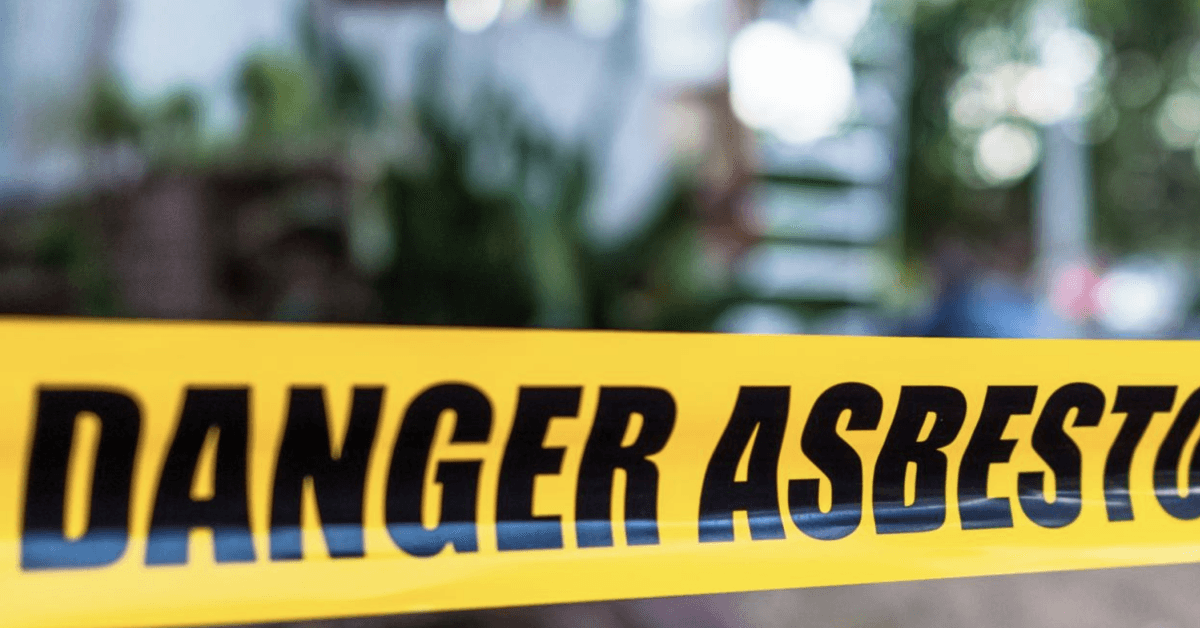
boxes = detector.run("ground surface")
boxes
[271,564,1200,628]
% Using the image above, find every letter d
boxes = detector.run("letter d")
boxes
[22,389,140,570]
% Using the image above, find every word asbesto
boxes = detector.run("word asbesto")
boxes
[22,382,1200,570]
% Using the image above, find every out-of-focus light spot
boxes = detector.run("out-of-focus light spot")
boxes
[974,121,1040,186]
[1049,262,1099,321]
[960,26,1014,70]
[1014,66,1076,124]
[991,62,1027,99]
[446,0,503,32]
[804,0,872,49]
[570,0,625,38]
[948,72,1005,130]
[1039,28,1102,90]
[1113,51,1162,109]
[729,21,855,144]
[1155,91,1200,150]
[1094,266,1182,335]
[1018,27,1103,124]
[952,24,1105,133]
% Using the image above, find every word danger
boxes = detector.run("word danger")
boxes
[20,383,1200,571]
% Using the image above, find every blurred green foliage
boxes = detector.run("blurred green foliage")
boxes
[236,3,379,145]
[33,210,118,316]
[237,52,320,142]
[60,5,719,329]
[905,0,1200,260]
[375,46,721,330]
[63,0,1200,326]
[80,74,142,145]
[1085,0,1200,253]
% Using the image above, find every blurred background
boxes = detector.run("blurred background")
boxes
[6,0,1200,626]
[12,0,1200,340]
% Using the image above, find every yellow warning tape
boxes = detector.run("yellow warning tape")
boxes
[5,319,1200,628]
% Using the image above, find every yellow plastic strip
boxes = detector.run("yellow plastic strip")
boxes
[5,319,1200,628]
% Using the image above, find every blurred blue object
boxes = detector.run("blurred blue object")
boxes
[917,276,1041,338]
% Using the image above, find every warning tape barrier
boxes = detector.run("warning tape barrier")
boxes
[4,319,1200,628]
